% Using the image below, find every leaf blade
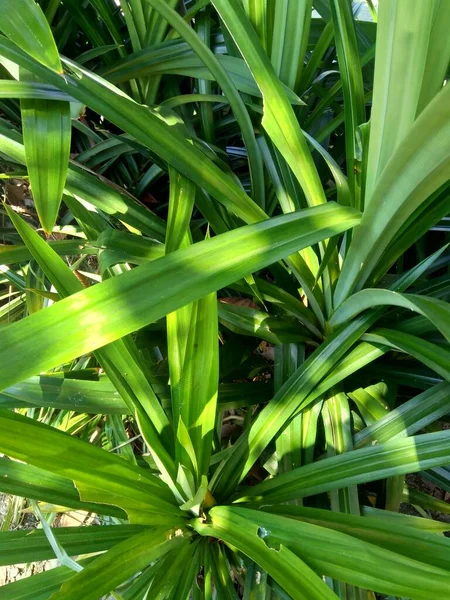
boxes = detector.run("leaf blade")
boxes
[0,203,360,391]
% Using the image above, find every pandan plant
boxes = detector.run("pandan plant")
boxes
[0,0,449,598]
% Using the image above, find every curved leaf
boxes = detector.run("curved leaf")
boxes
[329,289,450,342]
[211,0,327,207]
[0,0,62,72]
[0,122,166,240]
[362,328,450,382]
[140,0,265,205]
[0,456,125,518]
[0,409,180,522]
[0,35,266,225]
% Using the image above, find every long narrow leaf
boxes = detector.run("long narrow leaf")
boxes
[50,527,187,600]
[193,507,338,600]
[0,203,360,391]
[365,1,434,199]
[236,430,450,504]
[212,0,327,207]
[335,82,450,304]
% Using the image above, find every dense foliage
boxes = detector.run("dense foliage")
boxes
[0,0,449,598]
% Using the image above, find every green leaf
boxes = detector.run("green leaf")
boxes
[236,430,450,504]
[212,317,373,498]
[329,289,450,342]
[50,527,187,600]
[299,19,334,92]
[0,0,62,72]
[165,167,196,254]
[143,537,200,599]
[0,79,73,100]
[417,0,450,114]
[365,0,435,199]
[361,505,450,533]
[271,0,312,90]
[347,383,390,427]
[6,205,82,296]
[138,0,265,205]
[362,328,450,382]
[329,0,365,208]
[322,393,360,515]
[195,10,216,144]
[354,382,450,448]
[230,276,320,336]
[0,240,96,266]
[403,485,450,516]
[274,344,303,475]
[197,506,450,600]
[0,36,266,225]
[6,206,177,487]
[211,0,327,207]
[335,81,450,304]
[193,507,338,600]
[0,563,77,600]
[242,0,273,53]
[262,505,450,575]
[0,1,69,234]
[20,79,71,233]
[208,543,240,600]
[0,122,166,240]
[165,168,221,485]
[303,129,352,208]
[1,374,269,414]
[370,185,450,285]
[321,392,363,597]
[219,302,310,345]
[96,229,164,273]
[0,455,125,518]
[0,525,144,566]
[0,203,360,391]
[175,292,219,482]
[0,409,181,523]
[103,43,302,105]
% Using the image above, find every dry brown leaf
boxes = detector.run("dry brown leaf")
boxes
[219,297,259,309]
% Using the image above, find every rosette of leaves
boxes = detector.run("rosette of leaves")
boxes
[0,1,449,599]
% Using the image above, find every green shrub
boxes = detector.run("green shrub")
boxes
[0,1,449,598]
